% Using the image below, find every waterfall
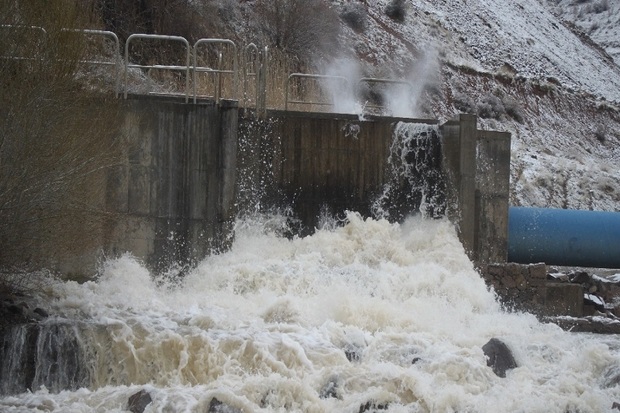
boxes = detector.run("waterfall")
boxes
[0,322,88,395]
[372,122,446,221]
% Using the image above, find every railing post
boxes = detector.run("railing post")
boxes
[256,46,268,118]
[192,38,238,104]
[125,34,190,102]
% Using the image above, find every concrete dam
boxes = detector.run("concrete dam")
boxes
[100,96,510,275]
[101,95,620,317]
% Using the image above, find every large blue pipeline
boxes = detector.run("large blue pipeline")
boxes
[508,207,620,268]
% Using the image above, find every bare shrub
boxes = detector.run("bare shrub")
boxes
[255,0,340,61]
[0,1,122,277]
[592,0,610,13]
[385,0,407,23]
[477,94,505,119]
[452,92,476,114]
[594,125,607,143]
[96,0,213,67]
[503,96,525,123]
[97,0,209,41]
[340,3,368,33]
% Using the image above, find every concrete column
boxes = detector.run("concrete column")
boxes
[475,131,511,264]
[440,114,477,258]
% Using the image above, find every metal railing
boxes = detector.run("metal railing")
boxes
[193,38,237,104]
[285,73,349,110]
[1,26,417,115]
[124,34,191,102]
[358,78,415,112]
[61,29,121,96]
[0,25,47,61]
[241,44,269,115]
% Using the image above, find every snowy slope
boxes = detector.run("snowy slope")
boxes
[545,0,620,66]
[330,0,620,211]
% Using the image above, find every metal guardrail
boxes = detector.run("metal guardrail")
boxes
[124,34,191,102]
[243,43,259,108]
[1,26,416,114]
[358,78,415,111]
[0,25,47,61]
[242,44,268,115]
[61,29,121,97]
[193,38,237,104]
[285,73,349,110]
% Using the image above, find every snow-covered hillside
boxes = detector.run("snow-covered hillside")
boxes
[328,0,620,211]
[545,0,620,66]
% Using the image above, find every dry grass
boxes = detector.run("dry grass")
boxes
[0,1,123,277]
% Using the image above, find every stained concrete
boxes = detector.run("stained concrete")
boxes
[104,96,238,272]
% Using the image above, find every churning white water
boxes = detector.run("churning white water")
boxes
[2,213,620,412]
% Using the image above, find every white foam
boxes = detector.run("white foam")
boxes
[2,214,620,412]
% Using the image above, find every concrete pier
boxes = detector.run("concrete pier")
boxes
[104,96,238,272]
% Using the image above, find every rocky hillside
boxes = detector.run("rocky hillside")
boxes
[545,0,620,66]
[319,0,620,211]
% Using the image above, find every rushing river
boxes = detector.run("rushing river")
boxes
[1,213,620,412]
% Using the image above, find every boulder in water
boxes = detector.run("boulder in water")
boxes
[482,338,517,378]
[319,376,339,399]
[209,397,242,413]
[127,389,152,413]
[359,400,389,412]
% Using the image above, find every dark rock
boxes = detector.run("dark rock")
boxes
[33,308,49,318]
[345,346,362,362]
[359,400,389,413]
[482,338,517,378]
[209,397,242,413]
[613,401,620,410]
[7,304,25,316]
[411,357,421,365]
[128,389,152,413]
[319,376,338,399]
[570,271,591,285]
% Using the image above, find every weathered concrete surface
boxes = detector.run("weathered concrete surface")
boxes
[441,115,511,265]
[104,96,238,272]
[476,130,511,264]
[483,262,547,314]
[19,96,511,277]
[441,115,477,258]
[545,283,584,317]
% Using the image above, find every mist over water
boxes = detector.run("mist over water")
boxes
[2,212,620,412]
[322,48,440,118]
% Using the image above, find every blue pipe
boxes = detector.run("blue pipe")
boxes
[508,207,620,268]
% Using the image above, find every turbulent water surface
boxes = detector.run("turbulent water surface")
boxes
[1,214,620,412]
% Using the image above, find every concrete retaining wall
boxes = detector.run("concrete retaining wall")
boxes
[482,262,584,316]
[19,96,513,278]
[104,96,238,272]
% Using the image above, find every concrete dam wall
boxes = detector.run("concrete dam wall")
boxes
[237,111,446,236]
[30,96,510,276]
